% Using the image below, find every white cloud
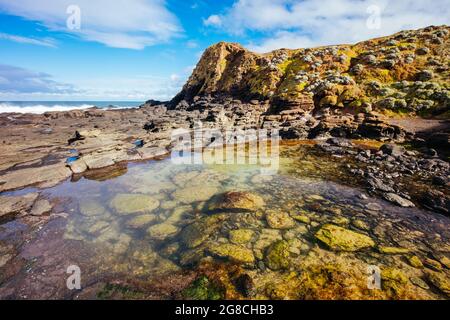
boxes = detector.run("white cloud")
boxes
[205,0,450,52]
[0,64,75,94]
[0,0,182,49]
[0,32,57,47]
[186,40,198,48]
[0,63,188,101]
[203,14,222,27]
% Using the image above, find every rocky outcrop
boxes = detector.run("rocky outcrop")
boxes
[172,26,449,121]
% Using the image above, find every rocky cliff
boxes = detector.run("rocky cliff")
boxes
[172,25,449,118]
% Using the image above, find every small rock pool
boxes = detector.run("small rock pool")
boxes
[0,142,449,299]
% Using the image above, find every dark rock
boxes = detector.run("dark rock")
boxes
[421,190,450,215]
[67,131,85,145]
[233,274,254,297]
[367,177,395,193]
[380,144,405,157]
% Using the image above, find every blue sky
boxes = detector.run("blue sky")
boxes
[0,0,449,101]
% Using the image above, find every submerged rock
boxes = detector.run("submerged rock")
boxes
[126,214,157,229]
[264,240,290,270]
[182,276,224,300]
[180,214,227,248]
[266,210,296,229]
[172,186,219,204]
[147,223,179,240]
[206,191,265,212]
[109,193,159,214]
[79,200,106,216]
[315,224,375,252]
[208,243,255,264]
[229,229,255,244]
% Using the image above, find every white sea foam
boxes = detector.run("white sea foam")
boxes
[0,102,136,114]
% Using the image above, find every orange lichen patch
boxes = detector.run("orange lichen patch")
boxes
[352,139,385,150]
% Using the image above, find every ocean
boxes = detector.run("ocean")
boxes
[0,101,144,114]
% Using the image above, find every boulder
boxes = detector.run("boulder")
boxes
[315,224,375,251]
[264,240,290,270]
[206,191,265,212]
[208,243,255,264]
[266,210,296,229]
[147,223,179,240]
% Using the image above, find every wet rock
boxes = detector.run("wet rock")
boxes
[208,243,255,264]
[424,258,443,272]
[206,191,265,212]
[180,214,227,248]
[30,199,53,216]
[383,193,415,208]
[408,255,424,269]
[378,246,410,254]
[315,224,375,252]
[0,193,38,220]
[264,240,290,270]
[233,274,254,297]
[147,223,179,240]
[421,190,450,215]
[182,276,224,300]
[109,194,159,214]
[266,210,296,229]
[426,271,450,297]
[351,219,370,231]
[172,185,219,204]
[367,177,394,193]
[229,229,255,244]
[381,268,409,296]
[292,214,311,224]
[410,277,429,290]
[126,214,157,229]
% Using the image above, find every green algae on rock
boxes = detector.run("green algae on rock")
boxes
[378,246,411,255]
[315,224,375,252]
[208,243,255,264]
[229,229,255,244]
[147,223,179,240]
[126,214,157,229]
[266,210,296,229]
[180,214,228,248]
[206,191,265,212]
[265,240,291,270]
[182,275,224,300]
[109,193,159,214]
[80,200,107,216]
